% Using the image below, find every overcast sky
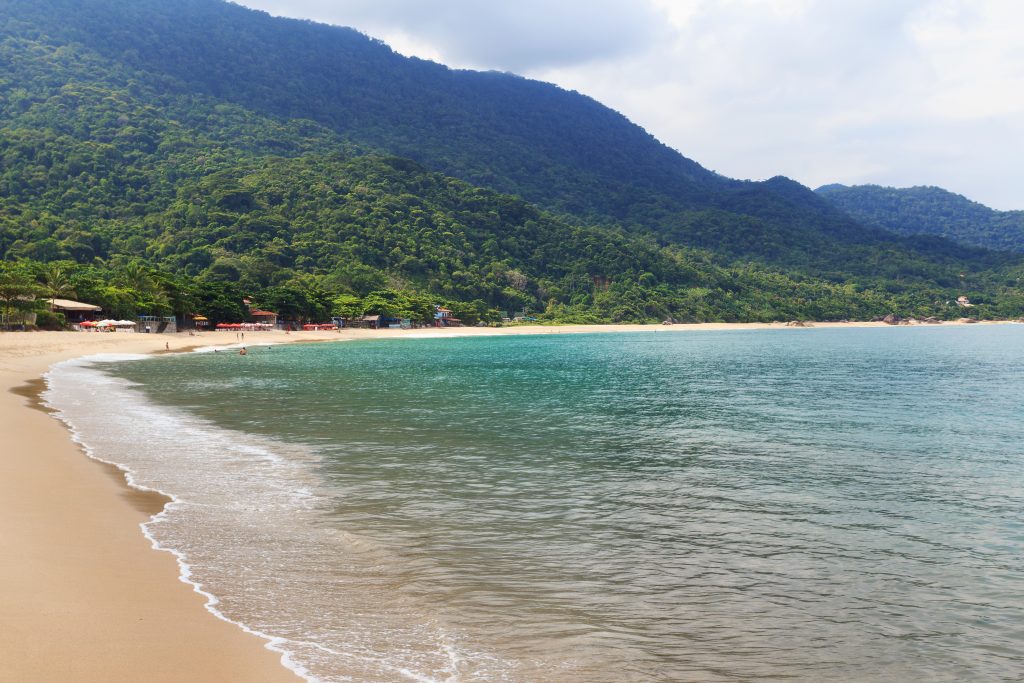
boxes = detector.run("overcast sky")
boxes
[235,0,1023,210]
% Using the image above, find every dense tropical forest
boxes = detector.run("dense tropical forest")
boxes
[816,184,1024,254]
[1,0,1023,327]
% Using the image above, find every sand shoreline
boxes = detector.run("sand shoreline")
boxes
[0,333,307,682]
[0,320,1011,680]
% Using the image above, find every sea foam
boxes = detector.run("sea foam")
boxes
[44,354,480,682]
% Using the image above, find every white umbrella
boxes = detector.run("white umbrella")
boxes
[115,320,137,326]
[94,319,115,327]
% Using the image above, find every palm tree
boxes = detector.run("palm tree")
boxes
[42,262,76,311]
[121,260,154,294]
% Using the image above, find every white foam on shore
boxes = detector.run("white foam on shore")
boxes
[42,352,486,683]
[42,354,319,682]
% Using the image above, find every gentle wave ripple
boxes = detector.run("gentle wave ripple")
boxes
[53,326,1024,682]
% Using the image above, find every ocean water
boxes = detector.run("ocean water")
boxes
[45,326,1024,682]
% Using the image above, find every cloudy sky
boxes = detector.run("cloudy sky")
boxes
[236,0,1023,210]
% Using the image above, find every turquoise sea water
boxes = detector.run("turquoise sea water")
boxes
[48,326,1024,681]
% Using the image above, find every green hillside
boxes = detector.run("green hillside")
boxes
[816,184,1024,253]
[3,0,1018,271]
[1,0,1023,325]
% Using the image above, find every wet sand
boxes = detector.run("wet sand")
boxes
[0,320,1004,680]
[0,332,306,681]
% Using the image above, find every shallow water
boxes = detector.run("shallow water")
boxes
[47,327,1024,681]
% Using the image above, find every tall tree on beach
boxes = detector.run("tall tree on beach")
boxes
[0,264,44,327]
[41,262,76,311]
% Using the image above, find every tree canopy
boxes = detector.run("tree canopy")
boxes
[0,0,1022,326]
[817,184,1024,254]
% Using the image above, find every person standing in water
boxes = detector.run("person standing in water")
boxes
[239,347,247,356]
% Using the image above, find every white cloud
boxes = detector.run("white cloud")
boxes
[909,2,1024,120]
[236,0,1024,209]
[237,0,664,71]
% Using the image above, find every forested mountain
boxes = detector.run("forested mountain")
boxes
[2,0,1017,271]
[1,0,1022,325]
[816,184,1024,253]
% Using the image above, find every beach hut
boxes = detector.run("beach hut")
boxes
[50,298,102,325]
[249,309,278,327]
[434,306,462,328]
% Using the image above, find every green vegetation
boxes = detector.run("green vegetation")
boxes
[817,184,1024,253]
[0,0,1022,326]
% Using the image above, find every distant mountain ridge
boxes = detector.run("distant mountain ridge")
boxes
[816,184,1024,253]
[3,0,1010,276]
[0,0,717,211]
[0,0,1022,323]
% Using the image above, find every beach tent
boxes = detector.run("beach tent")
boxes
[114,320,137,327]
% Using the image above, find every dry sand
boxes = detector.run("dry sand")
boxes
[0,320,1005,680]
[0,331,307,682]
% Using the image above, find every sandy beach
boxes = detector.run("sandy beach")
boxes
[0,320,1006,680]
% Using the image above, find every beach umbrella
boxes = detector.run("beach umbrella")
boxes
[80,320,96,327]
[95,319,114,327]
[115,320,136,326]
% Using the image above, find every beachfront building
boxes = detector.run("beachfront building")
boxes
[511,310,537,323]
[956,296,973,308]
[434,306,462,327]
[136,315,177,333]
[51,298,102,325]
[357,314,409,329]
[250,309,279,327]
